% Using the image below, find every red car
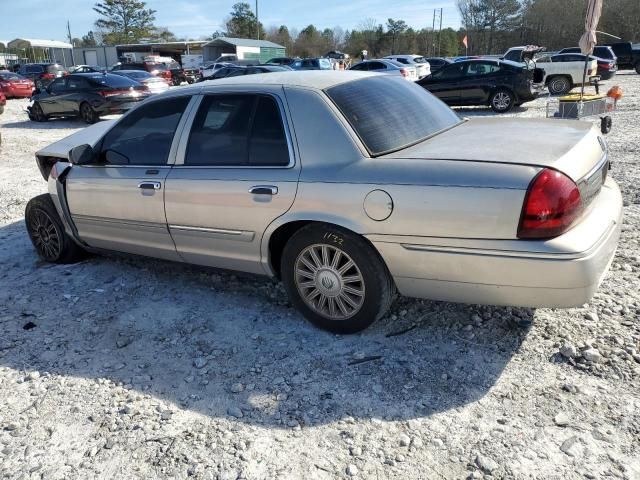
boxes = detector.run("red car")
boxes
[0,91,6,114]
[0,70,35,98]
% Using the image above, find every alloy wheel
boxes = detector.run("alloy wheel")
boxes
[492,92,512,111]
[294,244,365,321]
[29,209,62,261]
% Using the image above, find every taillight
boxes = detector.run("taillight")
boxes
[400,68,408,78]
[99,89,132,97]
[0,82,8,87]
[41,73,55,79]
[518,168,583,239]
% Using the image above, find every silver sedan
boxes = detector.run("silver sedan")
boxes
[26,72,622,333]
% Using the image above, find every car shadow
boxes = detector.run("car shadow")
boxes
[0,219,530,428]
[1,117,93,129]
[453,105,533,117]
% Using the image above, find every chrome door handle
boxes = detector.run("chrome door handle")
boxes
[138,181,161,190]
[249,185,278,195]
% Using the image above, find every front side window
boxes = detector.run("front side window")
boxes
[99,96,190,165]
[185,94,289,167]
[49,78,67,93]
[67,77,89,89]
[465,62,501,76]
[326,76,461,156]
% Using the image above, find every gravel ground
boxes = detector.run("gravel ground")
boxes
[0,74,639,480]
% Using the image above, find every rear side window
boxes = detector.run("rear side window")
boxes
[368,61,386,70]
[100,96,190,165]
[26,65,44,73]
[185,95,289,167]
[67,77,90,89]
[326,76,461,156]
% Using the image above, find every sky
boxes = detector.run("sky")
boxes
[0,0,461,42]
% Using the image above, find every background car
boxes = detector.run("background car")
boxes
[265,57,298,66]
[111,70,170,94]
[534,53,599,94]
[111,62,172,84]
[290,58,333,70]
[418,59,545,112]
[69,65,106,74]
[28,72,150,124]
[204,65,292,80]
[200,62,235,79]
[349,59,418,81]
[383,55,431,78]
[18,63,67,89]
[424,57,453,73]
[605,42,640,73]
[0,70,35,98]
[558,46,618,80]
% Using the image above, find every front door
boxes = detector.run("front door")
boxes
[457,61,502,103]
[419,63,465,104]
[39,77,72,116]
[164,91,299,274]
[65,95,194,260]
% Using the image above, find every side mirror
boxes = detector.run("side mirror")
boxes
[69,144,96,165]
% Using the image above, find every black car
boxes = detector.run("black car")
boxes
[605,42,640,73]
[290,58,333,70]
[418,59,545,113]
[265,57,298,66]
[205,65,292,81]
[558,46,618,79]
[424,57,453,73]
[18,63,67,89]
[28,73,150,124]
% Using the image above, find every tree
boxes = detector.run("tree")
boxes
[93,0,156,44]
[225,2,264,39]
[80,31,98,47]
[386,18,408,54]
[152,26,177,42]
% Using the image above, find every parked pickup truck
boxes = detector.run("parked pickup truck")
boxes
[606,42,640,73]
[534,53,599,94]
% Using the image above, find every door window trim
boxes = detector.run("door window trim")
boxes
[173,92,297,169]
[80,94,199,169]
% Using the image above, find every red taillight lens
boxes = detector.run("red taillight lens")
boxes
[518,168,583,239]
[99,89,132,97]
[400,68,408,77]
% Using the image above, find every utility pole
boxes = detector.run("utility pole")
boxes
[431,9,436,56]
[67,20,75,66]
[255,0,259,40]
[437,8,443,57]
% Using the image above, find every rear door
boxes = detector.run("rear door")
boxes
[164,88,299,274]
[65,95,195,260]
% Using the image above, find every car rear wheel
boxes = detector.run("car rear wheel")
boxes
[30,102,47,122]
[281,224,395,334]
[635,62,640,74]
[489,89,515,113]
[80,102,99,124]
[548,76,572,95]
[25,194,86,264]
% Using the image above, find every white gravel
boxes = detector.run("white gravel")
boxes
[0,75,639,479]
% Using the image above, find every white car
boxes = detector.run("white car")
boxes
[384,55,431,78]
[199,62,234,79]
[349,59,418,81]
[533,53,599,94]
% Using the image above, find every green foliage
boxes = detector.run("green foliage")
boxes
[93,0,156,44]
[225,2,265,39]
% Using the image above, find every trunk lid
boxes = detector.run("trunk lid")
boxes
[384,117,605,182]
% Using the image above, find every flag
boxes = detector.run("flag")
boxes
[462,35,468,48]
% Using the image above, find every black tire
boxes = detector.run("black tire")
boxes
[281,224,395,334]
[547,76,572,95]
[25,194,86,264]
[635,63,640,74]
[79,102,99,124]
[489,89,515,113]
[601,115,612,134]
[30,102,47,122]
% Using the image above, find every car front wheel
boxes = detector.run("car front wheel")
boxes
[489,89,515,113]
[29,102,47,122]
[25,194,86,264]
[281,224,395,334]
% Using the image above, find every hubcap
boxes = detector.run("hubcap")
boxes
[294,244,365,321]
[552,79,568,92]
[493,92,511,110]
[29,209,61,260]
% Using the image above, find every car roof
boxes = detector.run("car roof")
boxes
[113,69,151,74]
[176,71,378,92]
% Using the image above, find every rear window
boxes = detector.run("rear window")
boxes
[326,76,461,156]
[594,47,614,59]
[87,74,139,88]
[0,72,22,80]
[413,57,427,63]
[147,62,168,71]
[319,59,332,69]
[123,71,152,79]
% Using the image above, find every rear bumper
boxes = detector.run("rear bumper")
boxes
[369,178,623,308]
[1,86,33,97]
